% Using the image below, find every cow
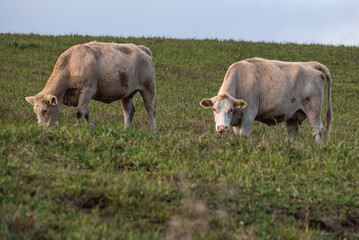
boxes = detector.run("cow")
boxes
[200,58,332,144]
[25,41,156,131]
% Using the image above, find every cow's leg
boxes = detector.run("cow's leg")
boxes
[307,113,323,144]
[121,96,135,130]
[76,90,93,127]
[84,107,95,128]
[140,88,157,132]
[286,119,299,141]
[233,126,240,136]
[238,113,256,137]
[304,100,324,144]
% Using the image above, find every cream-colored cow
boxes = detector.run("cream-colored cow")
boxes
[26,41,156,131]
[200,58,332,144]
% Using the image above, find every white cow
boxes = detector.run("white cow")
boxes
[26,41,156,131]
[200,58,332,144]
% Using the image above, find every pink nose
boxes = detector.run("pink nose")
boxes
[217,125,228,134]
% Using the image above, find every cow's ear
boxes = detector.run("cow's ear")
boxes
[25,96,36,105]
[45,95,58,105]
[200,98,214,108]
[234,99,247,109]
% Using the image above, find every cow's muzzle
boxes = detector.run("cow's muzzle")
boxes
[217,125,229,135]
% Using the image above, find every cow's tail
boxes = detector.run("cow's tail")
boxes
[138,45,152,58]
[310,62,333,143]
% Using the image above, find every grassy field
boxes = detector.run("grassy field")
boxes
[0,34,358,239]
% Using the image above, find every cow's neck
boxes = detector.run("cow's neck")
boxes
[218,75,237,98]
[41,73,68,102]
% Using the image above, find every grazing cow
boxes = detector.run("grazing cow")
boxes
[200,58,332,144]
[26,41,156,131]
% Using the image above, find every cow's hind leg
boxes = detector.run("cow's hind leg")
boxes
[286,119,299,141]
[140,88,157,132]
[304,100,324,144]
[76,90,94,127]
[121,96,135,130]
[308,114,323,144]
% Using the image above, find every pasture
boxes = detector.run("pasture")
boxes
[0,34,358,239]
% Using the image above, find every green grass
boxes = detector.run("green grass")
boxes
[1,33,359,239]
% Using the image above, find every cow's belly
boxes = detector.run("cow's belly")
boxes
[255,102,305,126]
[93,87,135,103]
[93,92,125,104]
[255,114,286,126]
[93,74,138,103]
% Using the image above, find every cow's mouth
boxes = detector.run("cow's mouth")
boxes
[217,125,229,135]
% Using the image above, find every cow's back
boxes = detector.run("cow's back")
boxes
[80,42,155,103]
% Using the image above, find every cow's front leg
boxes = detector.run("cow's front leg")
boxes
[233,126,241,136]
[84,107,95,128]
[238,113,256,137]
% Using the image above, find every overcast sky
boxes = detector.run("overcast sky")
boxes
[1,0,359,46]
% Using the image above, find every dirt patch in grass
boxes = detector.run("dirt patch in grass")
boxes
[115,161,159,173]
[59,194,111,215]
[269,204,359,236]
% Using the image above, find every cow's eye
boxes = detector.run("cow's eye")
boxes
[213,108,216,112]
[229,109,233,113]
[42,109,47,114]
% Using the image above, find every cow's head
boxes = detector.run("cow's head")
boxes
[200,94,247,135]
[25,94,60,127]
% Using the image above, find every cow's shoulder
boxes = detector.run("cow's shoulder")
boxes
[225,59,257,79]
[241,57,276,74]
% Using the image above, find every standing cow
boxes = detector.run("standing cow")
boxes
[200,58,332,144]
[26,41,156,131]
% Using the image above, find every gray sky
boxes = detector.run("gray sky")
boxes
[1,0,359,46]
